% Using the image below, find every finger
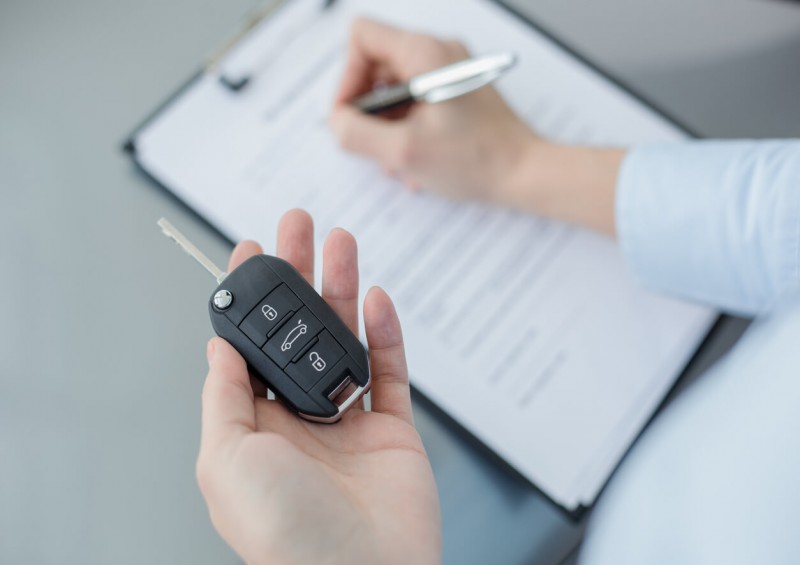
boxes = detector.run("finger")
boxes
[322,228,359,335]
[363,287,414,425]
[443,38,470,59]
[228,240,263,272]
[276,209,315,286]
[404,177,421,192]
[330,106,407,169]
[335,18,416,103]
[201,338,256,454]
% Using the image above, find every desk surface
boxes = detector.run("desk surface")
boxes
[1,1,798,564]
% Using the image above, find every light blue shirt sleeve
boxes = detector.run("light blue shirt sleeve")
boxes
[616,140,800,316]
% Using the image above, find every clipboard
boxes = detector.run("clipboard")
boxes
[125,0,716,519]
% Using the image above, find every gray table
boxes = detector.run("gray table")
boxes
[2,1,798,563]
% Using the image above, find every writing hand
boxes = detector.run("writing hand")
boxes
[330,18,537,204]
[330,19,624,236]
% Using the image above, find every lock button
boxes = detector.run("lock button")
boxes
[286,331,345,391]
[240,284,302,347]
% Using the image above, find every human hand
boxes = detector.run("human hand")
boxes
[330,18,539,204]
[196,209,441,565]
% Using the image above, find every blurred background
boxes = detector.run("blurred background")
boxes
[1,0,799,563]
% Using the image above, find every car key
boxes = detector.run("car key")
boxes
[158,218,370,423]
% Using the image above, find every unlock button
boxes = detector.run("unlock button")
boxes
[287,331,345,391]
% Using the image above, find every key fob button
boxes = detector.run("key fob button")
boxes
[263,307,323,368]
[287,331,346,391]
[240,285,302,347]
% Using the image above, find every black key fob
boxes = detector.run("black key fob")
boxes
[209,255,370,423]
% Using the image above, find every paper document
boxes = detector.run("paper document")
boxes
[132,0,715,511]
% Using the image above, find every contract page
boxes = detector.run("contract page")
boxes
[134,0,715,510]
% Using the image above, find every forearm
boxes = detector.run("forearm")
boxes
[496,139,626,237]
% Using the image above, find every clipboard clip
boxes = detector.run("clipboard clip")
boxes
[208,0,339,92]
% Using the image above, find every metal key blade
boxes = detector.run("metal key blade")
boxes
[157,218,228,283]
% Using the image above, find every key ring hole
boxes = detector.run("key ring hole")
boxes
[327,375,358,407]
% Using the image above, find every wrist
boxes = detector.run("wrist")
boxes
[489,127,542,207]
[498,137,550,204]
[495,139,626,236]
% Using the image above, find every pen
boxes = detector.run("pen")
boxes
[353,52,517,114]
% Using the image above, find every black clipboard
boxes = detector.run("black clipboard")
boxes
[125,0,718,521]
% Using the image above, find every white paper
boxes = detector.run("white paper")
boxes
[135,0,715,510]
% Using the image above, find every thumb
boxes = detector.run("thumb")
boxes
[200,337,256,454]
[330,105,407,169]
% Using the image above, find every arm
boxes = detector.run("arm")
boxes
[329,18,624,236]
[507,140,800,315]
[331,19,800,316]
[502,142,624,236]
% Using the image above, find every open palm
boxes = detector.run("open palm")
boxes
[196,210,441,565]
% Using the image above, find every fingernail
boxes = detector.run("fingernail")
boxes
[206,339,215,363]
